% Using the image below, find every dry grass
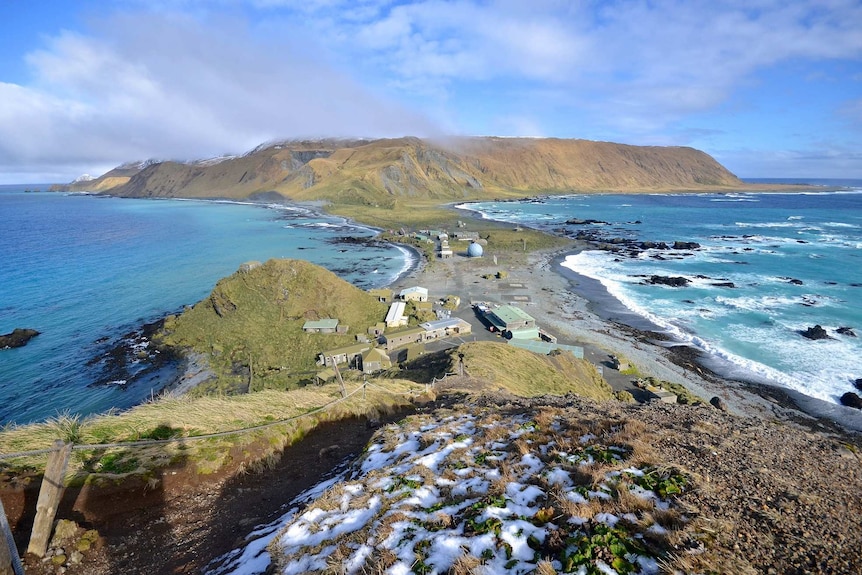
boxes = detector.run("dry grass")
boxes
[456,342,614,400]
[0,378,424,479]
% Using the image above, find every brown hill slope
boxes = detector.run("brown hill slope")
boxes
[66,137,741,202]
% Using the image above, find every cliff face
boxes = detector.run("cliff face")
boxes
[66,137,741,201]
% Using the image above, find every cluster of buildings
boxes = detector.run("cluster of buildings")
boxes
[310,285,472,378]
[408,228,485,259]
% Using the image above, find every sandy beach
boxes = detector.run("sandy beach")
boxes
[390,240,862,432]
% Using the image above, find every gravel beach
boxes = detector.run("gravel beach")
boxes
[391,242,862,433]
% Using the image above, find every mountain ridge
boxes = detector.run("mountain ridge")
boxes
[59,136,743,203]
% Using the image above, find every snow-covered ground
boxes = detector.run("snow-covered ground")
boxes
[248,407,690,575]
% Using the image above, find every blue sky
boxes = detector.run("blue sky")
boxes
[1,0,861,183]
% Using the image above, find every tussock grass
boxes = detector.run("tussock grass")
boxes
[454,342,614,400]
[160,259,388,393]
[0,378,424,479]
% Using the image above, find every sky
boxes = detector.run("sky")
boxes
[1,0,861,184]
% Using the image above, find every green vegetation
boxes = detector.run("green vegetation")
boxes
[453,342,614,400]
[158,259,387,393]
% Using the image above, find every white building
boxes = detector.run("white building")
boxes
[385,301,408,327]
[399,286,429,302]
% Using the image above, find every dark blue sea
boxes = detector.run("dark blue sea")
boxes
[459,182,862,407]
[0,188,413,424]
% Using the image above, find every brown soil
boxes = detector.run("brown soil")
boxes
[2,410,413,575]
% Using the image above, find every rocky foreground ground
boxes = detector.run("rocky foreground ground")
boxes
[12,387,860,575]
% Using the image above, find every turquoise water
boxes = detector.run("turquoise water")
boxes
[0,189,412,424]
[459,186,862,406]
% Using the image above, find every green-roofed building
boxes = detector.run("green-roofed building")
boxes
[303,318,339,333]
[486,305,536,332]
[507,339,584,358]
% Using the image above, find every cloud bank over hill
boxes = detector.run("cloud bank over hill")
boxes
[0,12,435,182]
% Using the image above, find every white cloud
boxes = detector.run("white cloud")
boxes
[0,10,435,182]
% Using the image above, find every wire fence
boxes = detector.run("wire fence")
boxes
[0,380,429,462]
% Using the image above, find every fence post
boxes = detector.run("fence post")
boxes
[0,496,24,575]
[27,440,72,558]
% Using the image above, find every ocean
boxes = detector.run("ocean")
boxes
[458,182,862,407]
[0,188,413,425]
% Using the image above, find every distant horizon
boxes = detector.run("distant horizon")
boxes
[5,176,862,189]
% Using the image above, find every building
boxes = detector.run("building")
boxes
[382,326,426,350]
[368,288,393,303]
[485,305,539,339]
[419,318,472,340]
[302,319,339,333]
[367,322,386,336]
[385,301,408,328]
[361,347,393,373]
[318,343,371,367]
[399,286,429,302]
[507,339,584,358]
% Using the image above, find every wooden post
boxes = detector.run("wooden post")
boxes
[330,357,346,398]
[27,440,72,558]
[0,496,21,575]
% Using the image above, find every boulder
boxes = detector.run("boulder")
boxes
[840,392,862,410]
[710,396,728,411]
[646,275,690,287]
[836,326,857,337]
[0,328,40,349]
[711,282,736,288]
[855,379,862,392]
[673,241,701,250]
[800,325,831,340]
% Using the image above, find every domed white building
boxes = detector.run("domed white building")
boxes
[467,242,484,257]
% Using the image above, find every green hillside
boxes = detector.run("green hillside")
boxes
[158,259,387,393]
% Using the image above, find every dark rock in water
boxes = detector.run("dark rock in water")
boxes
[682,299,696,304]
[711,282,736,288]
[784,277,804,285]
[639,241,669,250]
[646,275,690,287]
[0,328,40,349]
[673,241,701,250]
[855,379,862,391]
[800,325,831,340]
[565,218,608,225]
[840,392,862,409]
[710,396,728,411]
[836,326,856,337]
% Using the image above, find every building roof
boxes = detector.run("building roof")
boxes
[362,347,391,362]
[385,301,407,323]
[303,319,339,330]
[507,339,584,358]
[384,326,426,338]
[322,342,371,356]
[420,318,467,331]
[399,286,428,297]
[489,305,535,326]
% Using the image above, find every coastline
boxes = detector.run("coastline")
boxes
[393,231,862,432]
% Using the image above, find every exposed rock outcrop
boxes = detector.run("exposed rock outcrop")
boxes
[646,275,690,287]
[800,325,831,340]
[837,326,856,337]
[0,328,40,349]
[840,392,862,409]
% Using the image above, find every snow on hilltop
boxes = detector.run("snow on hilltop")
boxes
[268,406,689,575]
